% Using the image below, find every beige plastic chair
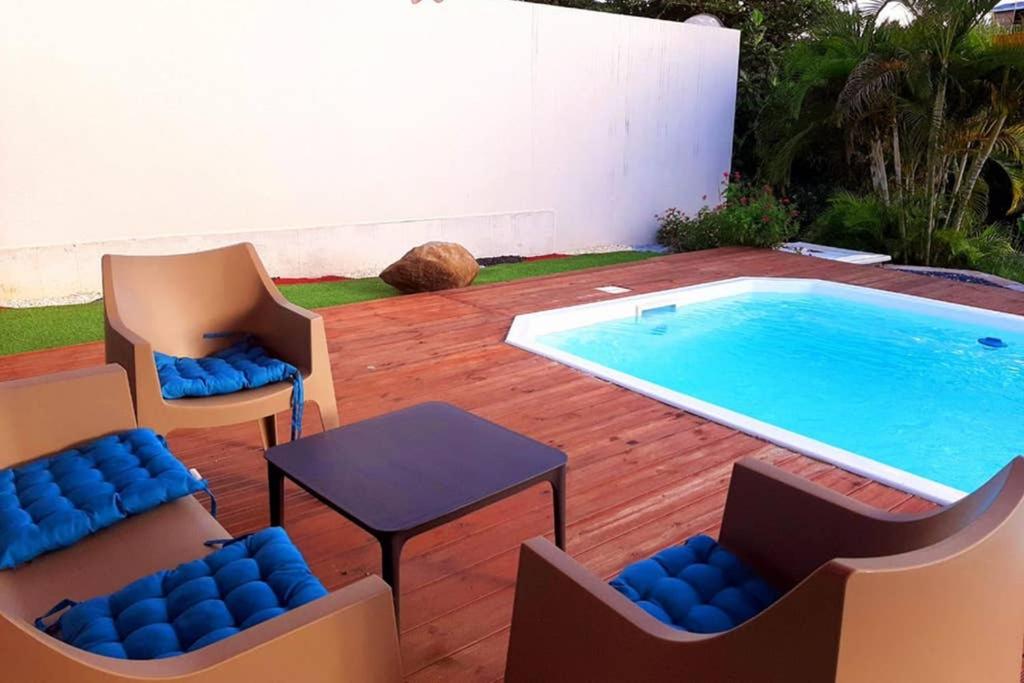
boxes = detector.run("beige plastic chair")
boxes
[0,365,401,682]
[102,243,339,448]
[506,457,1024,683]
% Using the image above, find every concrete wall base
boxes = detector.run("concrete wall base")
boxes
[1,211,556,307]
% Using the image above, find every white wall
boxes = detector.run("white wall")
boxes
[0,0,740,304]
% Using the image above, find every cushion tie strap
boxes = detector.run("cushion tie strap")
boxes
[202,486,218,518]
[205,489,217,518]
[203,532,254,549]
[35,598,78,634]
[186,470,218,518]
[289,369,304,441]
[202,331,249,339]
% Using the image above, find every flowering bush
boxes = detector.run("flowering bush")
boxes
[656,172,800,253]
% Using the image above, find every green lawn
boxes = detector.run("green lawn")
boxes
[0,251,659,356]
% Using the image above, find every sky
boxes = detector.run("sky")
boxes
[856,1,1019,24]
[856,1,915,25]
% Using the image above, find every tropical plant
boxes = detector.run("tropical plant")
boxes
[657,173,800,251]
[759,1,1024,269]
[809,191,1024,280]
[808,191,910,257]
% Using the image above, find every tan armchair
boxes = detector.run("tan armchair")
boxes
[506,457,1024,682]
[0,366,401,683]
[102,243,339,447]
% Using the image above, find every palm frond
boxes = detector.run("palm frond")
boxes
[763,125,818,185]
[837,55,907,121]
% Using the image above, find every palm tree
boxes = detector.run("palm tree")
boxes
[760,0,1024,265]
[944,30,1024,233]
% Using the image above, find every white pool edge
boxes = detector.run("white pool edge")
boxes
[505,277,1024,505]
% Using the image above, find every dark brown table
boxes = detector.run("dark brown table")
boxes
[264,401,567,621]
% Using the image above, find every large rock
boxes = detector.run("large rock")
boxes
[380,241,480,293]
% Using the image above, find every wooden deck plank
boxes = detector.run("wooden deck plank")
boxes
[2,247,1020,680]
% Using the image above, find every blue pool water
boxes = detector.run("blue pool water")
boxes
[537,291,1024,494]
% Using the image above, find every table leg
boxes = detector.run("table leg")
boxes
[551,467,566,550]
[380,534,406,624]
[268,462,285,527]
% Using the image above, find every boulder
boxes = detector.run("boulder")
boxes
[380,241,481,293]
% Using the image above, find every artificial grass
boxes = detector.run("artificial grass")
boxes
[278,250,658,309]
[475,250,655,284]
[0,250,659,356]
[277,277,399,310]
[0,300,106,358]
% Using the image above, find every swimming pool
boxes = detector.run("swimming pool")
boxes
[506,278,1024,503]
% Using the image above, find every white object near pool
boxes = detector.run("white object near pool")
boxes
[778,241,892,265]
[507,277,1024,504]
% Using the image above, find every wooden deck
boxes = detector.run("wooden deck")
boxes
[3,247,1023,681]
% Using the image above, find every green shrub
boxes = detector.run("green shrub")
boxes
[655,206,721,252]
[656,172,800,253]
[808,192,909,258]
[810,191,1024,283]
[936,225,1024,283]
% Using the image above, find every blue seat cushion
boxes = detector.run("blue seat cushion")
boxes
[154,336,304,439]
[610,534,781,633]
[0,429,209,570]
[52,527,327,659]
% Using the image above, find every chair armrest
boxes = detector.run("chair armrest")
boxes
[241,243,320,374]
[250,299,321,375]
[175,575,402,682]
[718,458,933,587]
[11,577,403,683]
[505,538,846,683]
[103,311,161,413]
[506,538,696,682]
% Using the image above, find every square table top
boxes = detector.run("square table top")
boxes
[265,402,567,534]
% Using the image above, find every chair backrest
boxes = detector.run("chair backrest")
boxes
[0,366,137,471]
[724,456,1024,589]
[831,458,1024,681]
[832,457,1024,562]
[102,243,274,357]
[897,456,1023,546]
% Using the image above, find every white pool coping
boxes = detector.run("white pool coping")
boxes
[507,277,1024,505]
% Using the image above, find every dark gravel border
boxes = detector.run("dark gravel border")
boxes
[886,265,1024,291]
[477,255,525,267]
[909,270,1005,288]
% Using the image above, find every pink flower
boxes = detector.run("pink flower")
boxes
[740,197,749,206]
[761,215,771,223]
[782,197,791,205]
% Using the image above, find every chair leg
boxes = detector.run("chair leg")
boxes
[314,393,340,431]
[257,414,279,450]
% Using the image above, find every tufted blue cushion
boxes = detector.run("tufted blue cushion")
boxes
[154,336,304,439]
[610,535,781,633]
[0,430,208,570]
[51,527,327,659]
